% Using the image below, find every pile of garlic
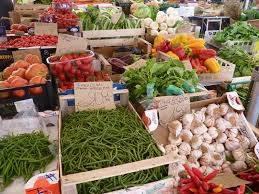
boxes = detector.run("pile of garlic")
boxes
[165,103,251,175]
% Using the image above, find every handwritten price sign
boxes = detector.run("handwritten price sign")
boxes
[56,34,88,55]
[74,81,116,111]
[154,95,190,127]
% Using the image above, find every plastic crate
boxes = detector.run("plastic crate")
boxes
[223,40,253,53]
[198,57,236,84]
[0,80,58,118]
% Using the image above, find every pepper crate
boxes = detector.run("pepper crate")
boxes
[58,89,179,194]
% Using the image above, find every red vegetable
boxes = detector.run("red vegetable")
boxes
[198,49,217,60]
[204,170,219,181]
[171,46,186,60]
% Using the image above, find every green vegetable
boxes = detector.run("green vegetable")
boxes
[166,85,184,95]
[240,9,259,20]
[218,46,258,77]
[61,108,167,193]
[214,21,259,43]
[131,3,152,19]
[123,59,199,101]
[0,132,54,190]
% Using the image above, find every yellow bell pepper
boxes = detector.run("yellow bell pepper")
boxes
[187,38,205,49]
[213,184,223,193]
[166,51,180,60]
[151,48,157,57]
[204,58,221,73]
[153,35,165,49]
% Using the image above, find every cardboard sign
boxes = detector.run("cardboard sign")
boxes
[154,96,190,127]
[34,22,58,36]
[12,48,42,62]
[74,81,115,111]
[56,34,88,56]
[124,59,146,70]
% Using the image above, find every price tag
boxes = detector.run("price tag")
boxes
[124,59,146,70]
[12,48,42,62]
[14,99,36,112]
[111,12,122,24]
[154,96,190,127]
[74,81,116,111]
[56,34,88,56]
[227,91,244,111]
[34,22,58,36]
[0,26,7,43]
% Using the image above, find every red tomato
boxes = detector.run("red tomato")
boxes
[55,63,64,74]
[59,73,66,81]
[60,56,69,62]
[64,62,72,73]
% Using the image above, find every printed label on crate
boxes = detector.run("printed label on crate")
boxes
[154,96,190,127]
[142,109,159,132]
[12,48,42,62]
[0,50,14,71]
[34,22,58,36]
[14,99,36,113]
[74,81,115,111]
[56,34,88,56]
[226,91,244,111]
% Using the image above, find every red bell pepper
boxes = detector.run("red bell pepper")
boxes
[172,46,186,60]
[198,49,217,60]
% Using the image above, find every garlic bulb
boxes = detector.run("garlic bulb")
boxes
[182,114,194,130]
[191,123,208,135]
[225,128,238,138]
[206,104,220,118]
[200,143,211,153]
[231,161,247,172]
[165,144,179,154]
[216,132,227,143]
[215,118,232,132]
[168,133,182,145]
[232,148,246,161]
[200,153,211,166]
[211,152,224,166]
[202,132,213,144]
[220,103,230,116]
[168,120,182,137]
[178,142,191,155]
[189,150,202,161]
[208,127,219,139]
[237,135,250,150]
[213,143,225,153]
[194,107,206,123]
[225,137,240,151]
[224,112,239,126]
[204,115,215,128]
[188,160,200,168]
[180,130,193,142]
[204,166,214,175]
[168,162,185,176]
[191,135,203,149]
[222,161,231,169]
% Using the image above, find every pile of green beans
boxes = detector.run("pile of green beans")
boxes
[61,107,168,193]
[0,132,54,190]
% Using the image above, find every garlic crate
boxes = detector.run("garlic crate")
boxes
[162,93,258,180]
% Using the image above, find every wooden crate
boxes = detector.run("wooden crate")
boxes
[14,4,48,17]
[83,27,145,48]
[248,19,259,29]
[58,90,179,192]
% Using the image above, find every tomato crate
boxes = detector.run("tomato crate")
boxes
[0,80,58,118]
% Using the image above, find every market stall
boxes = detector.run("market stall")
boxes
[0,0,259,193]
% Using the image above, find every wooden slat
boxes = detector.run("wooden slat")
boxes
[83,28,145,38]
[88,38,136,47]
[61,153,178,185]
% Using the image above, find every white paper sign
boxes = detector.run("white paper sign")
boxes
[14,99,36,112]
[56,34,88,55]
[74,81,116,111]
[227,91,245,111]
[143,109,159,132]
[155,96,190,126]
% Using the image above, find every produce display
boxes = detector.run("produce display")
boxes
[78,6,141,31]
[61,107,167,193]
[40,0,78,29]
[164,102,252,176]
[0,35,58,49]
[144,8,183,36]
[0,54,48,98]
[123,58,199,101]
[240,9,259,21]
[153,34,220,74]
[214,21,259,43]
[47,51,110,90]
[218,46,258,77]
[130,3,158,20]
[10,24,29,34]
[0,131,54,189]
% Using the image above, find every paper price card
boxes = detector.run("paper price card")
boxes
[34,22,58,36]
[74,81,116,111]
[154,95,190,127]
[56,34,88,56]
